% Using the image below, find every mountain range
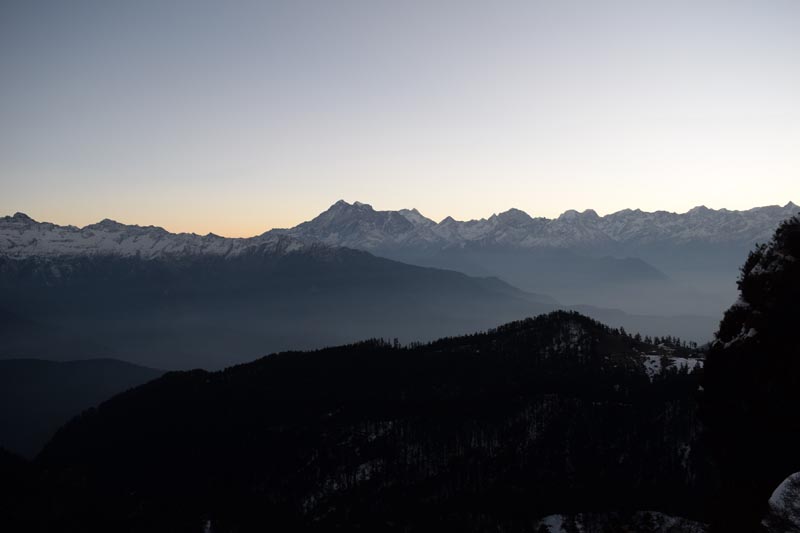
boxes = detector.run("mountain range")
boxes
[279,200,798,251]
[1,201,796,369]
[4,201,795,260]
[276,201,799,318]
[0,215,554,368]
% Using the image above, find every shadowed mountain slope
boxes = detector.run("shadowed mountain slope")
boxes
[0,239,555,369]
[36,311,710,532]
[0,358,163,457]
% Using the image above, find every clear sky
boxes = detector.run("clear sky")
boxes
[1,0,798,237]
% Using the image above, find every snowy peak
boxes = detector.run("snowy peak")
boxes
[0,214,312,260]
[282,201,799,251]
[558,209,581,221]
[3,201,797,260]
[288,200,441,249]
[11,212,34,222]
[556,209,600,222]
[493,208,534,225]
[2,212,39,228]
[84,218,134,232]
[398,208,435,227]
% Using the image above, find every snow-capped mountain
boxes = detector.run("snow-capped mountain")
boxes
[0,212,309,260]
[263,200,797,324]
[277,200,799,252]
[283,200,439,250]
[3,202,795,330]
[4,201,795,261]
[0,210,565,369]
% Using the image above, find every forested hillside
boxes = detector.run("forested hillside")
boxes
[33,312,708,532]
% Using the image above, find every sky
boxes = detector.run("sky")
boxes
[1,0,799,237]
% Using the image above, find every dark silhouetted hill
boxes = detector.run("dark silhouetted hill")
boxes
[36,311,709,532]
[0,248,555,370]
[0,358,162,457]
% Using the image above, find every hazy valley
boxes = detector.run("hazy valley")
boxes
[2,201,794,371]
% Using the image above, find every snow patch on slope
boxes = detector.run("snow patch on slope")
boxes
[763,472,800,532]
[536,511,707,532]
[643,355,704,380]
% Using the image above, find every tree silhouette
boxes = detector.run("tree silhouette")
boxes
[703,213,800,532]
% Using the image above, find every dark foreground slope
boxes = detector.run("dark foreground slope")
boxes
[703,214,800,532]
[33,312,710,532]
[0,359,163,457]
[0,247,554,370]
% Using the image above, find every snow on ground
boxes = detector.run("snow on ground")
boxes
[536,511,707,532]
[539,514,564,532]
[763,471,800,532]
[643,355,703,380]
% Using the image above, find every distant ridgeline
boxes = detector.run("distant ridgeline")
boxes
[276,200,800,321]
[1,202,797,370]
[0,212,555,369]
[9,311,710,532]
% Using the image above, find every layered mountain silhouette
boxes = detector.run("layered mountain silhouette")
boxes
[26,312,709,532]
[0,358,162,457]
[280,200,797,251]
[4,213,799,531]
[1,202,795,369]
[0,216,555,368]
[275,201,798,319]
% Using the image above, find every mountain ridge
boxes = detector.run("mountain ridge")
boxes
[271,200,799,321]
[0,211,314,260]
[276,200,799,252]
[4,202,796,342]
[0,243,557,369]
[3,201,796,260]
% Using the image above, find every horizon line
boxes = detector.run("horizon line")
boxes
[3,200,798,240]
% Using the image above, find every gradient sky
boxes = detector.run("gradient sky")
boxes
[1,0,799,236]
